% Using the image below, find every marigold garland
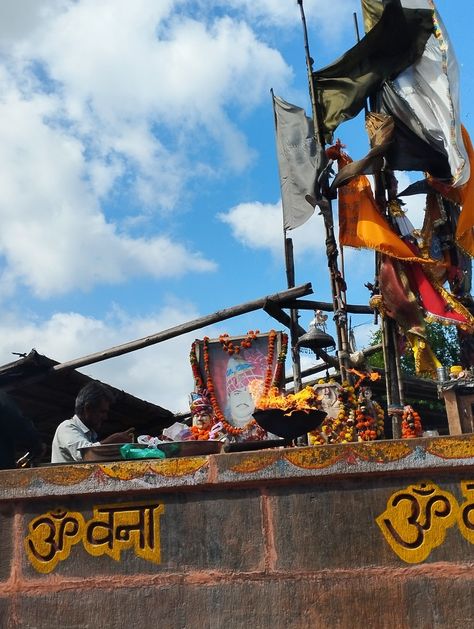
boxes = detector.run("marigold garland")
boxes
[190,342,205,390]
[219,330,260,355]
[401,405,423,438]
[355,389,385,442]
[315,380,357,444]
[309,380,385,445]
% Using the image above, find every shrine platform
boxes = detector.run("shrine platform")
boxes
[1,435,474,628]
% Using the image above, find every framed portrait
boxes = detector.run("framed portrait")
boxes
[192,331,285,432]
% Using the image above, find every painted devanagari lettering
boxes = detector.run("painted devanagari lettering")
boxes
[83,502,164,564]
[457,481,474,543]
[25,508,85,574]
[25,501,164,573]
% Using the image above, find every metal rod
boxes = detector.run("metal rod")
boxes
[297,0,351,382]
[284,236,303,392]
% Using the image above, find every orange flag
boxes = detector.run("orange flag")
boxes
[337,151,435,263]
[456,126,474,256]
[429,126,474,256]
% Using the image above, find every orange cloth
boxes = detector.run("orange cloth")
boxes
[456,126,474,256]
[337,152,435,263]
[430,126,474,256]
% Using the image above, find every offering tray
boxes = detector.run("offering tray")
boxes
[80,440,225,462]
[252,409,326,440]
[225,439,288,453]
[80,443,133,462]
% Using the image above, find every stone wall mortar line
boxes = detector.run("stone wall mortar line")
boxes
[3,561,474,596]
[260,488,277,572]
[6,510,24,627]
[208,455,218,484]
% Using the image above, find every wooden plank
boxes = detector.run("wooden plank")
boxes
[443,389,463,435]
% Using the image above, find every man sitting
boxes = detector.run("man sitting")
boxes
[51,381,134,463]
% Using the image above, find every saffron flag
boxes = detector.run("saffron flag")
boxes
[362,0,470,186]
[336,150,436,263]
[428,126,474,256]
[312,0,433,143]
[272,93,320,230]
[456,127,474,255]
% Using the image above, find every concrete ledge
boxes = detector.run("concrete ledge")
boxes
[1,435,474,502]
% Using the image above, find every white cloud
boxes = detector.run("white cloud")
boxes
[21,1,292,168]
[0,0,297,298]
[0,0,67,44]
[218,200,328,258]
[0,301,215,414]
[0,88,216,298]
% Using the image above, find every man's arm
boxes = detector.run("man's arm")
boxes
[100,428,135,445]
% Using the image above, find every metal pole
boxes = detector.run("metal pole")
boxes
[297,0,351,382]
[284,236,303,392]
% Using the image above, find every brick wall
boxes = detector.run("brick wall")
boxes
[1,436,474,628]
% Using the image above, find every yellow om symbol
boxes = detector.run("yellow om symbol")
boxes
[376,482,459,563]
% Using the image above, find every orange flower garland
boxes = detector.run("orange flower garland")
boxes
[219,330,259,355]
[318,381,357,444]
[310,381,385,445]
[190,424,211,440]
[190,330,286,437]
[401,405,423,438]
[356,408,377,441]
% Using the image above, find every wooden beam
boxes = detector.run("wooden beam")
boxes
[263,300,306,336]
[281,299,373,315]
[2,284,312,389]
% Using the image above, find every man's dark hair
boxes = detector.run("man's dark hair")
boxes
[75,381,115,417]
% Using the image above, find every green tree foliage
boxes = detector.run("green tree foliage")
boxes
[368,322,460,376]
[367,322,459,419]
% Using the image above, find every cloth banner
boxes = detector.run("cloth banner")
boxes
[362,0,470,186]
[312,0,433,143]
[272,93,319,230]
[336,148,437,264]
[456,127,474,255]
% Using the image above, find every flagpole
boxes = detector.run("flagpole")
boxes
[297,0,351,382]
[271,89,303,392]
[284,234,303,392]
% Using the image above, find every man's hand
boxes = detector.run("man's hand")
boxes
[101,428,135,445]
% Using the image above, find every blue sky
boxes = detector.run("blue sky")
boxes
[0,0,471,413]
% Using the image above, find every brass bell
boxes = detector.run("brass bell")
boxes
[296,311,336,353]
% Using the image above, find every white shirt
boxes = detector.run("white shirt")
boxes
[51,415,100,463]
